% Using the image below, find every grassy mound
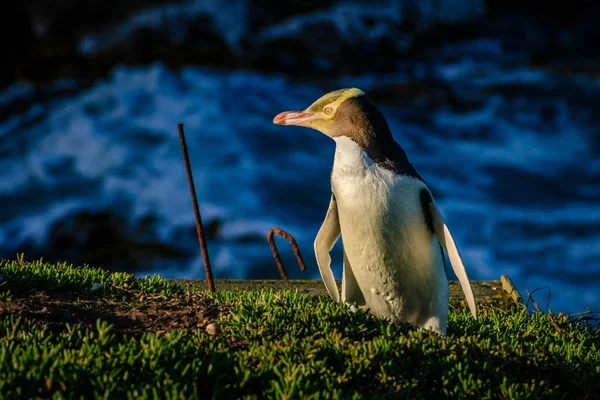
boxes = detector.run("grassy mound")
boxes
[0,257,598,399]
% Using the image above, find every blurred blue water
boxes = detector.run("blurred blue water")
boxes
[1,34,599,313]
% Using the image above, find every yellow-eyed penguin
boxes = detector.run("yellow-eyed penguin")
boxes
[273,88,477,335]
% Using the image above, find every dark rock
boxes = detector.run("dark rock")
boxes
[205,219,221,241]
[121,27,173,65]
[244,1,489,78]
[482,1,600,64]
[83,13,236,70]
[0,0,36,87]
[24,0,175,40]
[369,81,455,106]
[4,1,600,101]
[181,17,237,67]
[234,233,264,244]
[247,29,342,77]
[42,209,188,271]
[246,13,406,77]
[248,0,335,32]
[368,81,484,113]
[3,0,491,89]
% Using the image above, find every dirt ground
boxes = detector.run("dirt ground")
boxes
[0,291,226,337]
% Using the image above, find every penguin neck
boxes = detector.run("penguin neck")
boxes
[331,95,424,181]
[339,125,423,182]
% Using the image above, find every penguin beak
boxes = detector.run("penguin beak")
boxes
[273,110,318,126]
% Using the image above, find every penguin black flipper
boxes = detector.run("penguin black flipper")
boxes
[427,199,478,319]
[314,193,341,302]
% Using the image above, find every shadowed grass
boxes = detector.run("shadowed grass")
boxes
[0,254,181,298]
[0,258,598,399]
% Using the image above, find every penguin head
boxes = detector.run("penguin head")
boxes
[273,88,389,142]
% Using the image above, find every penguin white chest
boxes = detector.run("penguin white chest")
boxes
[330,137,446,325]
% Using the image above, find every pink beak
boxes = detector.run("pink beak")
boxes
[273,110,318,126]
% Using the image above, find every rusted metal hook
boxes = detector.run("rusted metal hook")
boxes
[268,227,307,280]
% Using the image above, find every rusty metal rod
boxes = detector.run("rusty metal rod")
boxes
[177,123,215,292]
[267,227,307,280]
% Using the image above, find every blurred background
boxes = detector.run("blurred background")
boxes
[1,0,599,314]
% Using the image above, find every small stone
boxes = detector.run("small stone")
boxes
[91,283,102,292]
[206,322,220,336]
[349,304,357,313]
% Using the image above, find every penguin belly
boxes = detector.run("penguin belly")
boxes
[331,141,448,332]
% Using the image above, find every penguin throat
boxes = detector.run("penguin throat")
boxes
[342,125,424,182]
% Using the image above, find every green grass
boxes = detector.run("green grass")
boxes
[1,257,599,399]
[0,255,182,298]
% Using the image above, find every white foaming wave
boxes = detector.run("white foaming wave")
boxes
[0,64,322,280]
[36,118,127,180]
[437,62,551,86]
[431,102,591,178]
[471,68,550,87]
[432,96,502,130]
[0,160,30,194]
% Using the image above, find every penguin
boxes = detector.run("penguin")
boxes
[273,88,477,335]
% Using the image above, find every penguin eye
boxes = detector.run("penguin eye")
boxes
[323,106,334,116]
